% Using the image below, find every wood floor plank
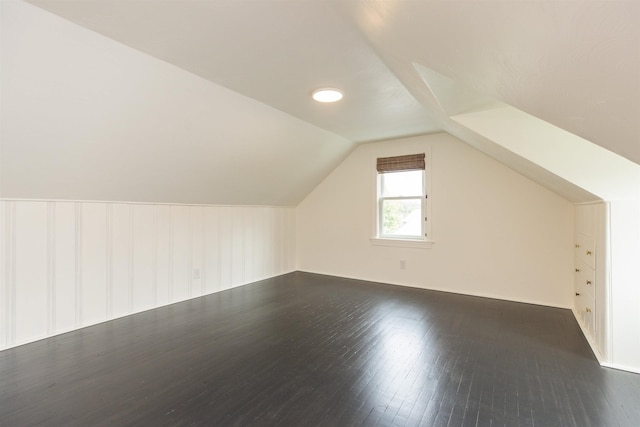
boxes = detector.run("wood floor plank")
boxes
[1,272,640,426]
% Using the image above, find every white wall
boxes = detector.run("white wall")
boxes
[297,133,574,308]
[608,200,640,372]
[0,0,353,205]
[0,200,295,350]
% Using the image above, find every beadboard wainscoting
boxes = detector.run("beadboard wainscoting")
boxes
[0,200,296,351]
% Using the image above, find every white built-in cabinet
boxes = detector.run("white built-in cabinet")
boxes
[573,202,609,362]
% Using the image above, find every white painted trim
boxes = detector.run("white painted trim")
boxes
[168,207,175,301]
[298,269,573,310]
[574,201,606,207]
[47,202,56,335]
[602,202,613,364]
[200,207,207,295]
[571,307,605,364]
[106,204,113,318]
[152,205,159,305]
[369,237,435,249]
[0,270,296,353]
[6,202,16,344]
[0,200,297,351]
[600,362,640,375]
[188,208,193,298]
[0,198,296,209]
[128,205,135,312]
[370,143,434,242]
[74,202,82,326]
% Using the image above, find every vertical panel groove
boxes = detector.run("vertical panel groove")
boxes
[47,202,56,334]
[0,202,4,348]
[240,208,245,285]
[217,208,222,290]
[128,205,134,312]
[201,207,206,294]
[106,204,113,318]
[279,210,284,274]
[188,207,193,297]
[1,200,296,351]
[11,202,16,344]
[168,207,174,301]
[6,202,17,345]
[74,203,82,326]
[152,205,158,305]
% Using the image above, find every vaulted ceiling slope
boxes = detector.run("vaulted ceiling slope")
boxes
[1,0,355,205]
[341,1,640,161]
[336,0,640,202]
[5,0,640,204]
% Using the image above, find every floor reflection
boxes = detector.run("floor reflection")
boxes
[363,302,442,425]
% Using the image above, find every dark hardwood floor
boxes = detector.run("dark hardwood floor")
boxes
[1,272,639,426]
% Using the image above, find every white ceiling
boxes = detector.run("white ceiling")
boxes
[15,0,640,203]
[1,1,355,205]
[338,0,640,164]
[24,0,440,143]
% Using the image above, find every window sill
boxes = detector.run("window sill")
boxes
[369,237,435,249]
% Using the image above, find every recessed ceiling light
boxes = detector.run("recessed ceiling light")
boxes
[312,88,343,103]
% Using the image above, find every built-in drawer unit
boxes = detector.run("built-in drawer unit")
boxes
[574,260,595,335]
[573,202,608,361]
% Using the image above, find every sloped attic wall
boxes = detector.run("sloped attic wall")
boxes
[0,0,353,206]
[0,0,336,350]
[297,133,574,309]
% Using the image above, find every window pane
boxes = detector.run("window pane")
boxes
[381,170,422,197]
[381,199,422,237]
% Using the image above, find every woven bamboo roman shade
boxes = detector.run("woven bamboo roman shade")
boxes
[376,153,425,173]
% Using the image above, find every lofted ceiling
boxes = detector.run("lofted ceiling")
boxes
[9,0,640,203]
[24,0,439,143]
[338,0,640,164]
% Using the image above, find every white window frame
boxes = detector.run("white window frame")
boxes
[377,171,425,239]
[370,146,434,249]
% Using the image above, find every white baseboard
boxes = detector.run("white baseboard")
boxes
[571,308,605,364]
[600,362,640,375]
[0,270,295,353]
[297,269,572,309]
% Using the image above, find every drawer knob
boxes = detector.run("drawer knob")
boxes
[586,280,592,285]
[575,268,580,272]
[586,307,592,313]
[575,292,580,296]
[575,244,580,248]
[586,250,592,255]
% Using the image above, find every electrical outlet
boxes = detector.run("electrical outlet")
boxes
[400,260,407,269]
[193,268,201,279]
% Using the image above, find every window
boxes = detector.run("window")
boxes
[372,152,432,248]
[378,169,424,238]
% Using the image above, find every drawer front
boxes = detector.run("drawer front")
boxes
[574,261,596,336]
[580,264,595,301]
[574,261,595,293]
[583,303,595,337]
[574,290,595,337]
[575,232,596,269]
